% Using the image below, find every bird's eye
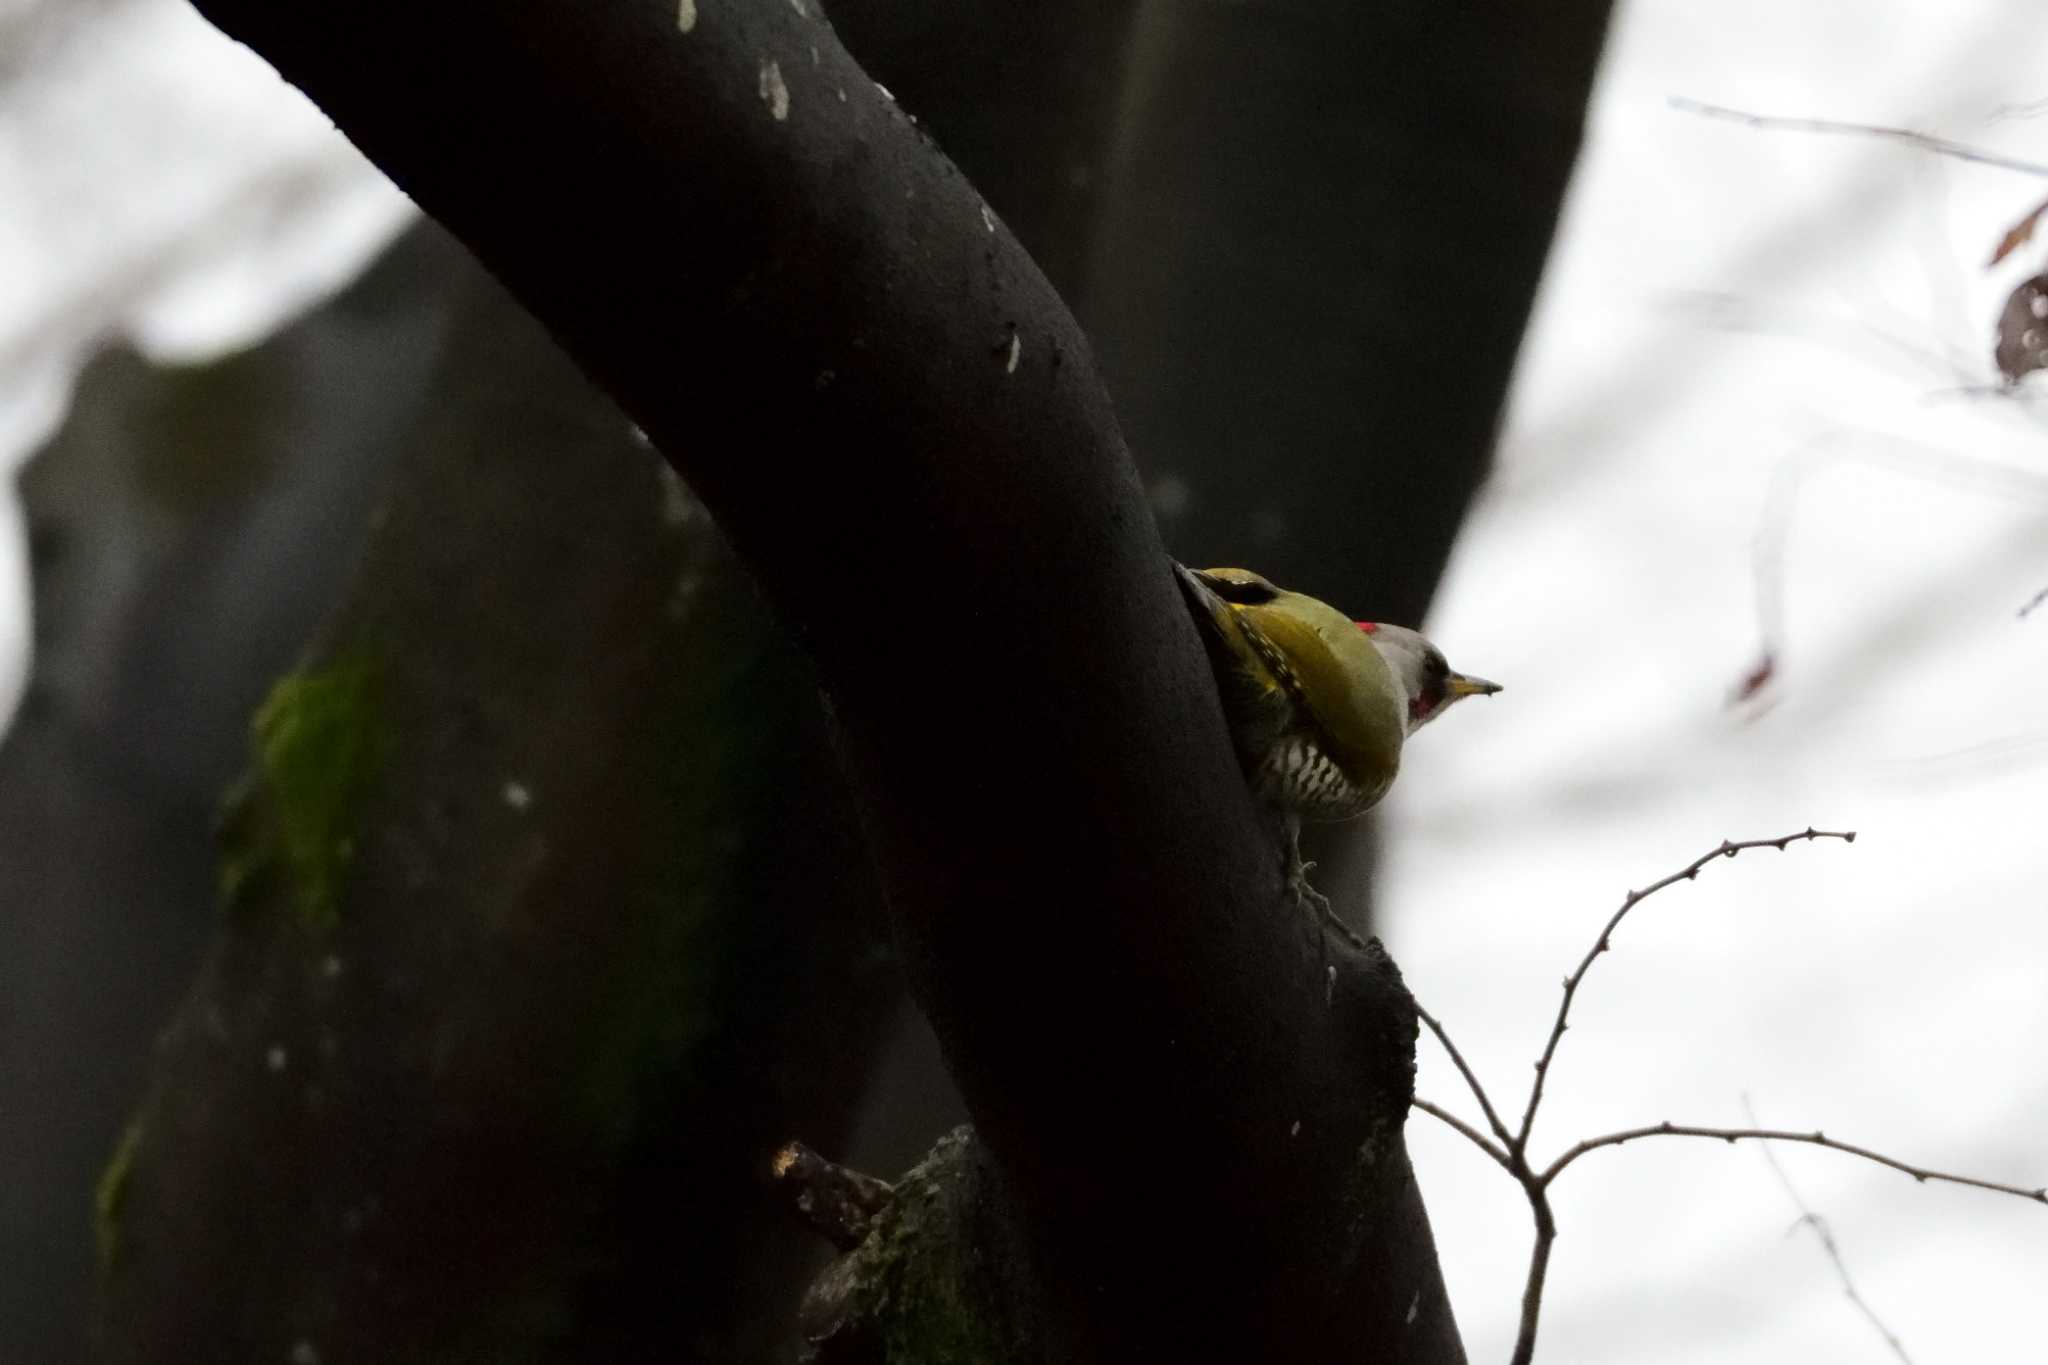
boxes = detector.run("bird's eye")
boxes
[1425,651,1449,680]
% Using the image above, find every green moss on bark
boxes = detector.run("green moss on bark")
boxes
[220,654,390,929]
[93,1119,146,1270]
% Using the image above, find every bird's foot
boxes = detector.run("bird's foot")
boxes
[1286,856,1322,906]
[1287,857,1368,954]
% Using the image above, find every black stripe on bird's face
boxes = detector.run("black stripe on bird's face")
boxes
[1409,647,1451,725]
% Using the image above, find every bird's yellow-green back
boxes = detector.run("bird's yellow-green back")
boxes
[1174,564,1406,819]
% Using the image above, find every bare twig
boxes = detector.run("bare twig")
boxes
[2020,583,2048,619]
[1746,1096,1915,1363]
[1670,96,2048,178]
[1412,1098,1513,1173]
[1512,829,1855,1153]
[1671,95,2048,277]
[1415,1005,1514,1148]
[1415,828,1857,1365]
[1543,1122,2048,1202]
[1412,824,2046,1363]
[770,1141,896,1252]
[1413,823,2048,1362]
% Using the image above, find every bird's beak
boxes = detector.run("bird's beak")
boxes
[1447,673,1502,699]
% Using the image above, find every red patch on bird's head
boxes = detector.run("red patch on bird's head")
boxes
[1355,621,1379,634]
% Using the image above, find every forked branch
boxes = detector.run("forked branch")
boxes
[1513,828,1854,1153]
[1410,827,2045,1365]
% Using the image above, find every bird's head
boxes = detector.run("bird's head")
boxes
[1355,621,1501,734]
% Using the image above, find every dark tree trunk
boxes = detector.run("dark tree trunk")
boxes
[828,0,1614,927]
[794,0,1147,1176]
[87,227,901,1363]
[79,0,1611,1357]
[2,229,455,1365]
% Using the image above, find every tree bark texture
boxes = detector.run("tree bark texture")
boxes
[823,0,1614,931]
[163,0,1601,1357]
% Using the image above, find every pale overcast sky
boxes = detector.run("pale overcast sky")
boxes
[1393,2,2048,1359]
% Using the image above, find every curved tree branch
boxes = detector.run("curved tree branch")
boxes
[181,1,1460,1358]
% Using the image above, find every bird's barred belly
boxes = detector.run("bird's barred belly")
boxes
[1253,735,1372,820]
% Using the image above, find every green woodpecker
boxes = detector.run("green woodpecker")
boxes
[1174,563,1499,935]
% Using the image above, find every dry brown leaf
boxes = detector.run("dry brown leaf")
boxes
[1989,194,2048,267]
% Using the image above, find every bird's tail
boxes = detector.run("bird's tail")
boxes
[1171,560,1276,759]
[1171,560,1229,635]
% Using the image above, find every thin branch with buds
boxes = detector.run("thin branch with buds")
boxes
[1409,827,2046,1365]
[1541,1121,2048,1201]
[1514,828,1854,1153]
